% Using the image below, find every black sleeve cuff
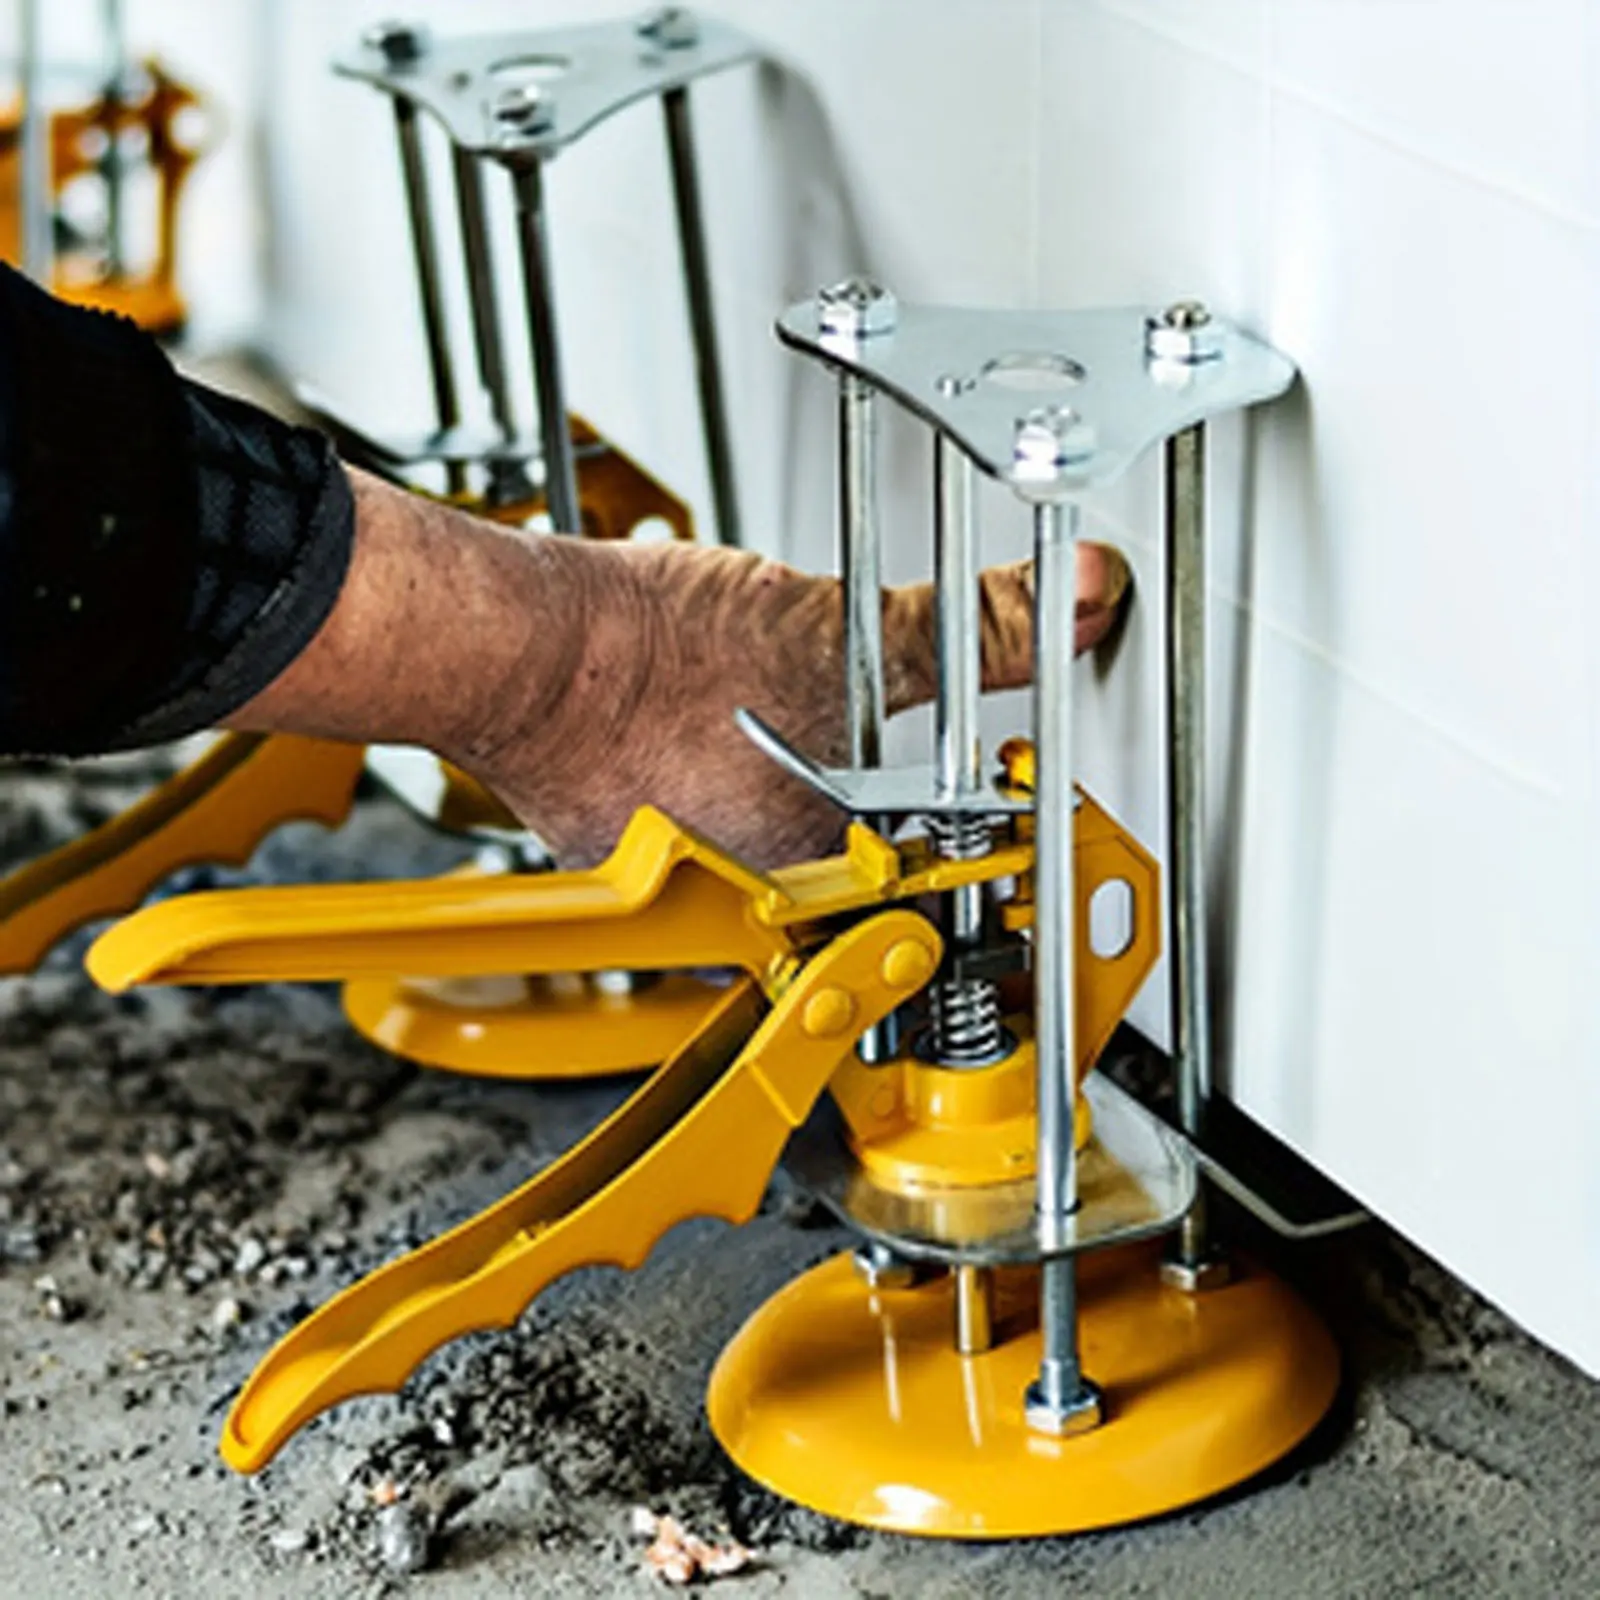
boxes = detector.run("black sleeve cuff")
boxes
[0,264,354,756]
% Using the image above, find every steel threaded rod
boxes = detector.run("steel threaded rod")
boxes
[392,97,465,496]
[1025,496,1100,1434]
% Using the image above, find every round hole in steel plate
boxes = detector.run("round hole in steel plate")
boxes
[979,351,1087,391]
[487,55,573,88]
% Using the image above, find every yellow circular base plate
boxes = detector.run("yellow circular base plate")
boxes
[708,1241,1339,1538]
[342,972,724,1079]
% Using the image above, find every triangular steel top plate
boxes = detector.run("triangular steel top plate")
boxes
[337,14,762,162]
[775,302,1296,498]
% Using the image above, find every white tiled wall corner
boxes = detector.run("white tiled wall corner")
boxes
[144,0,1600,1374]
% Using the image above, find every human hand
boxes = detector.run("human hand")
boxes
[475,539,1130,869]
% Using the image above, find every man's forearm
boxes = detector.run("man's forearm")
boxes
[225,469,599,774]
[226,467,1128,867]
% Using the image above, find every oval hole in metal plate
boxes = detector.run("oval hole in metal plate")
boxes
[487,54,573,87]
[980,351,1087,391]
[1089,877,1134,961]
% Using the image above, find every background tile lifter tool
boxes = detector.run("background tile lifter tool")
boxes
[86,283,1341,1537]
[1,0,217,336]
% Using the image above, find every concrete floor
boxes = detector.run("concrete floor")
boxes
[1,756,1597,1598]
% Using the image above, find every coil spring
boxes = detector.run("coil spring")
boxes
[924,812,992,861]
[929,975,1006,1065]
[923,812,1007,1065]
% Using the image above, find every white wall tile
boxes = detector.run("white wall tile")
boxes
[1089,0,1266,75]
[1270,0,1593,220]
[714,0,1044,307]
[1259,95,1590,795]
[1228,617,1595,1363]
[1038,5,1270,313]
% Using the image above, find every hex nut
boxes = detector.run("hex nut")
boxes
[1144,300,1224,363]
[637,6,701,48]
[363,20,428,66]
[1011,404,1096,481]
[491,83,554,135]
[1023,1375,1104,1437]
[817,277,899,340]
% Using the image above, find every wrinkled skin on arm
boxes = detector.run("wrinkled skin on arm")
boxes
[230,471,1129,868]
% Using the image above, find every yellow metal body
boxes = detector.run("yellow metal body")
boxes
[221,910,941,1471]
[0,61,213,335]
[709,1241,1340,1539]
[0,733,365,976]
[343,970,728,1079]
[89,806,1040,994]
[86,784,1180,1478]
[81,746,1337,1523]
[831,793,1159,1189]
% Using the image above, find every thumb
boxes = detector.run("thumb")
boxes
[882,542,1131,715]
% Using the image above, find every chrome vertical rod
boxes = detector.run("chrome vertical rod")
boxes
[934,437,985,947]
[1026,498,1099,1431]
[452,149,534,507]
[392,98,464,495]
[509,160,580,536]
[840,376,886,771]
[662,85,740,547]
[1166,423,1214,1268]
[19,0,50,285]
[1033,498,1080,1231]
[934,437,982,804]
[452,148,515,442]
[840,371,894,1062]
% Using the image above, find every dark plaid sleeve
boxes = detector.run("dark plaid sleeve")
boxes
[0,263,354,756]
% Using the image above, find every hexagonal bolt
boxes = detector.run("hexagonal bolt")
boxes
[817,277,898,341]
[362,20,428,66]
[1145,298,1224,363]
[637,6,701,48]
[1011,403,1096,481]
[491,83,554,136]
[1024,1373,1104,1437]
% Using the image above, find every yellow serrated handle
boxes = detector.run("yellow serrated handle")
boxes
[221,908,941,1473]
[0,734,366,975]
[87,806,791,992]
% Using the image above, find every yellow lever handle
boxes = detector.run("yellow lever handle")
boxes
[221,908,941,1472]
[0,734,365,975]
[88,806,793,991]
